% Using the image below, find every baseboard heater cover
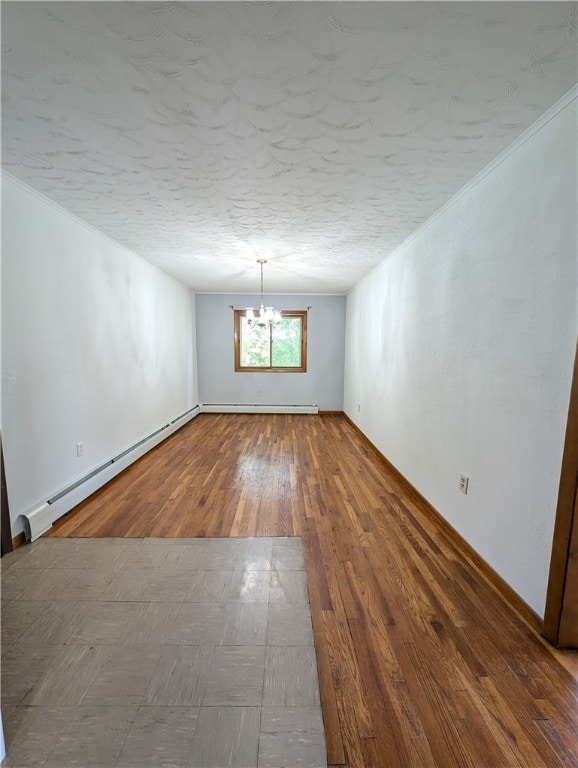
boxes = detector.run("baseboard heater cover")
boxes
[22,406,200,542]
[201,404,319,414]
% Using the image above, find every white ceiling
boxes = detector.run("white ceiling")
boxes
[2,2,576,294]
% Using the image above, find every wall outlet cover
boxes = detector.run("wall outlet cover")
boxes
[459,473,469,494]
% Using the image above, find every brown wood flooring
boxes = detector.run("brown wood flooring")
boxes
[49,413,578,768]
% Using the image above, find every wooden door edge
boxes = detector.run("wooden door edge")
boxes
[543,340,578,647]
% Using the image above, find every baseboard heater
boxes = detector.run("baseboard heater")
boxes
[200,404,319,415]
[21,405,200,542]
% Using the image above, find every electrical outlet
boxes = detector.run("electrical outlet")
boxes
[76,442,84,457]
[459,473,469,494]
[357,404,361,413]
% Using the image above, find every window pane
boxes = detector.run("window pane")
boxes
[271,317,302,367]
[240,318,270,367]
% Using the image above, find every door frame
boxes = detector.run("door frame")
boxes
[543,341,578,647]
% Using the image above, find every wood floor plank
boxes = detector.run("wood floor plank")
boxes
[47,413,578,768]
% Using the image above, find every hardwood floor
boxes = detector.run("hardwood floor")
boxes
[49,413,578,768]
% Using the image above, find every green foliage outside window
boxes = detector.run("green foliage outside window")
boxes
[235,311,306,372]
[240,321,271,367]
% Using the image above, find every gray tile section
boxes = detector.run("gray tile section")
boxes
[169,602,226,644]
[46,705,138,768]
[185,570,232,602]
[121,601,180,644]
[117,706,200,768]
[1,544,29,572]
[271,545,306,571]
[235,540,273,572]
[145,645,213,706]
[267,604,314,646]
[226,570,271,602]
[259,707,327,768]
[1,567,50,601]
[82,645,163,706]
[197,551,237,570]
[188,707,261,768]
[222,602,268,645]
[101,568,191,602]
[33,567,116,601]
[269,570,310,604]
[20,601,87,646]
[2,705,73,767]
[203,646,266,706]
[1,600,58,646]
[1,536,325,768]
[1,645,62,706]
[24,644,112,705]
[264,646,321,707]
[67,602,139,645]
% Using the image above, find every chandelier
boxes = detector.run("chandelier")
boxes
[246,259,281,328]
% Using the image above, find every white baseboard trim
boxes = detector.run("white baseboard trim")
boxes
[21,406,200,541]
[200,404,319,415]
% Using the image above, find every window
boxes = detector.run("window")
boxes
[234,310,307,372]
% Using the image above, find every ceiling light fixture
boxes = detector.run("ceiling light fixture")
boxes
[246,259,281,328]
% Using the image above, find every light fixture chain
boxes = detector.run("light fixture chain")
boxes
[260,261,264,304]
[246,259,280,329]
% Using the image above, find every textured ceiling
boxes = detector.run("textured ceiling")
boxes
[2,2,576,293]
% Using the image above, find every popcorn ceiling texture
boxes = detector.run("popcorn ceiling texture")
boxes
[1,2,576,292]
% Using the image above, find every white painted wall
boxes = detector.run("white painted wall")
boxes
[196,294,345,410]
[0,206,3,759]
[344,94,577,617]
[1,176,197,536]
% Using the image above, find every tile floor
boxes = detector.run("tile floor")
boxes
[1,537,327,768]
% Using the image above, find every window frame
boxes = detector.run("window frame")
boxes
[234,309,307,373]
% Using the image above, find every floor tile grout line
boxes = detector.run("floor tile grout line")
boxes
[257,704,264,768]
[112,704,140,768]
